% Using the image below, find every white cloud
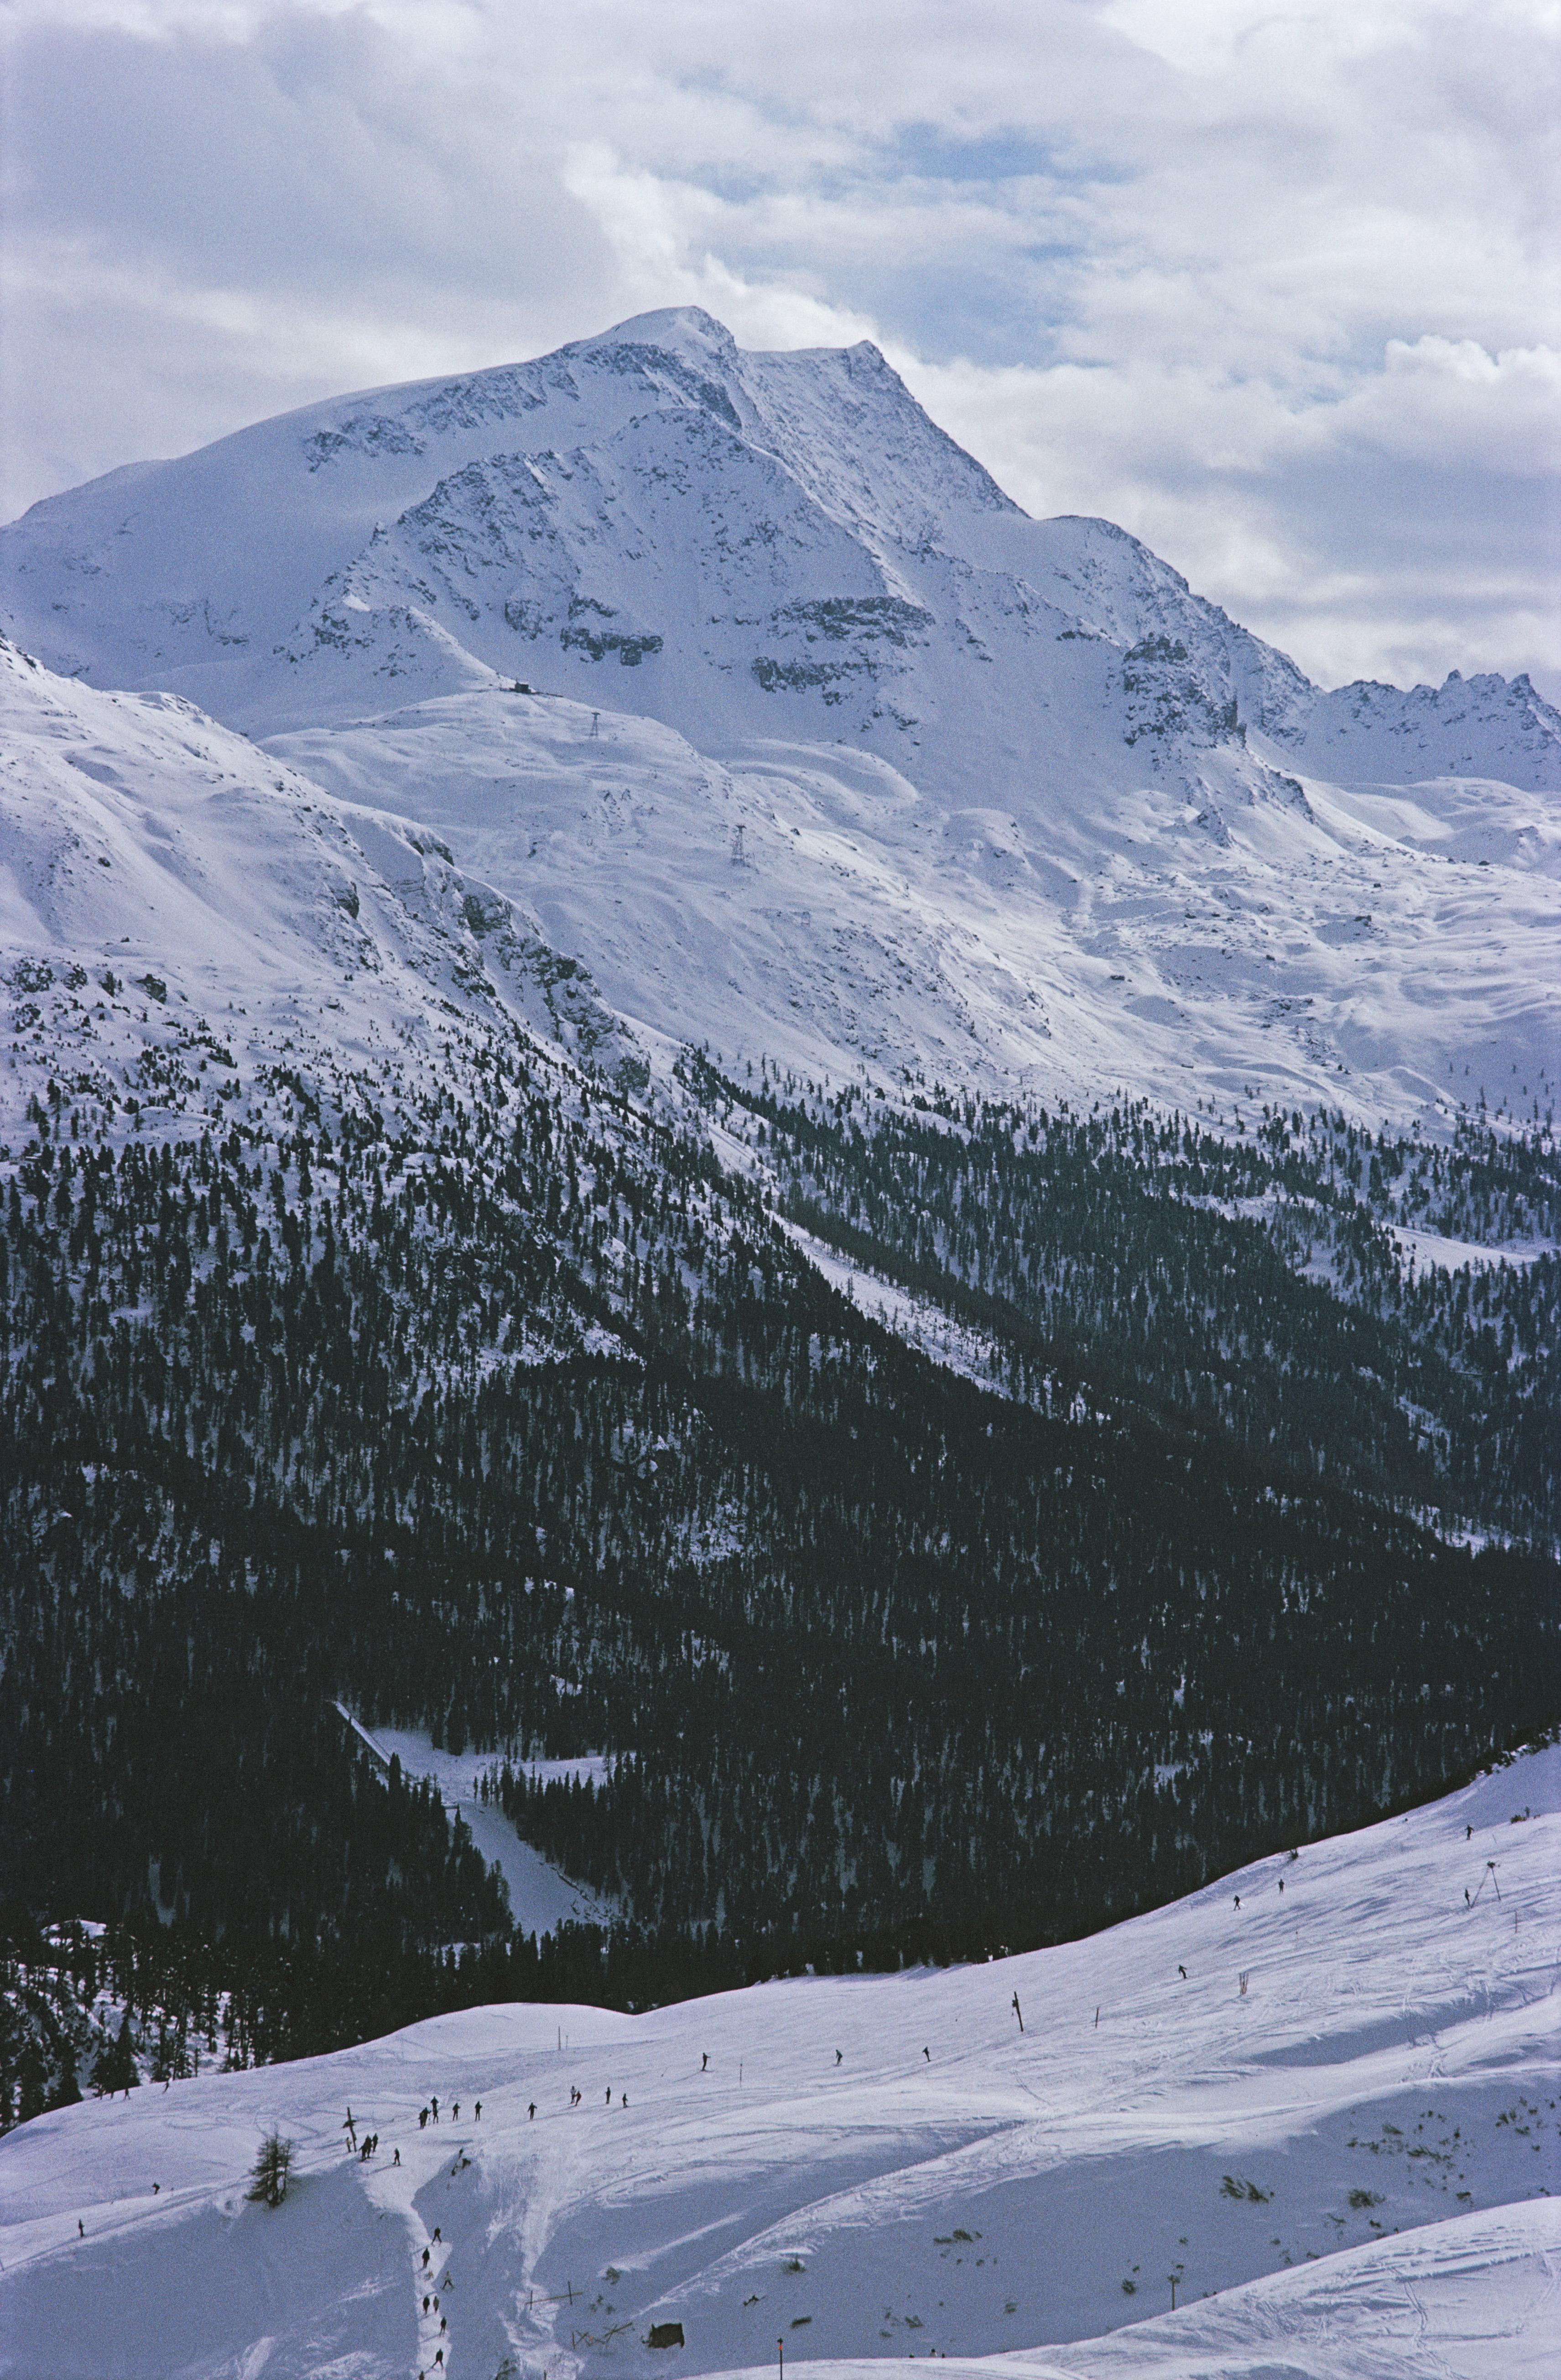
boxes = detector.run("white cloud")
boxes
[1,0,1556,692]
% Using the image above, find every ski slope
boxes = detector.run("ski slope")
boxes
[2,1746,1556,2380]
[340,1715,616,1940]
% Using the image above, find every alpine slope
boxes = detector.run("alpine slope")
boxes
[1,1744,1556,2380]
[2,309,1557,1128]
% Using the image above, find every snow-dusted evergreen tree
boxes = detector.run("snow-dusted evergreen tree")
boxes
[246,2131,294,2208]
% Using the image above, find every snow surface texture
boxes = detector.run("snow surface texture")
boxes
[3,309,1557,1127]
[2,1746,1556,2380]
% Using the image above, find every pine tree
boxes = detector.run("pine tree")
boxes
[246,2130,294,2208]
[90,2011,137,2098]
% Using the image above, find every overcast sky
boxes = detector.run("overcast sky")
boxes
[2,0,1556,694]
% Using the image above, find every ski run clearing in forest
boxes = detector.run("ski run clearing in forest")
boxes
[2,1742,1556,2380]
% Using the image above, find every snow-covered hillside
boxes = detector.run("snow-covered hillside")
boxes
[2,1744,1555,2380]
[270,681,1561,1126]
[0,635,641,1153]
[3,309,1557,1127]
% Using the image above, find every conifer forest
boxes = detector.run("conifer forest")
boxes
[2,1023,1557,2124]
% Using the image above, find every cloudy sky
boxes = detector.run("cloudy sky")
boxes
[2,0,1556,694]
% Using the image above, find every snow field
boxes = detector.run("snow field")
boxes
[1,1747,1555,2380]
[267,685,1561,1135]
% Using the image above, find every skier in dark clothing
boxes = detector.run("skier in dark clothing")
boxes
[431,2096,439,2123]
[474,2101,481,2120]
[420,2108,429,2130]
[529,2103,536,2120]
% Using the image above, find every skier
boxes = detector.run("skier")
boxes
[423,2248,431,2269]
[431,2096,440,2123]
[529,2103,536,2120]
[1178,1965,1187,1980]
[923,2047,930,2062]
[452,2102,459,2121]
[606,2087,612,2104]
[622,2092,628,2108]
[835,2050,843,2064]
[702,2052,709,2071]
[78,2219,84,2238]
[394,2148,401,2166]
[1011,1993,1023,2034]
[420,2107,429,2130]
[474,2101,481,2120]
[1233,1895,1240,1909]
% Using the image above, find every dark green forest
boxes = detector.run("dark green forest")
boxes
[2,1033,1557,2125]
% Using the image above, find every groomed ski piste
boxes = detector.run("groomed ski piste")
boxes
[2,1745,1556,2379]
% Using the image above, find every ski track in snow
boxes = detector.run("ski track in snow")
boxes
[2,1746,1556,2379]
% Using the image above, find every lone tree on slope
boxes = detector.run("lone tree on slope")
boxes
[246,2130,296,2208]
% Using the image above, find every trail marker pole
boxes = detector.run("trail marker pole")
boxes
[778,2338,784,2380]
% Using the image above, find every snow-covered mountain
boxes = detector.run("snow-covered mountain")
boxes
[2,308,1557,1125]
[0,636,642,1153]
[3,1742,1556,2380]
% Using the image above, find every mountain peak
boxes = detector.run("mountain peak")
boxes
[572,306,740,368]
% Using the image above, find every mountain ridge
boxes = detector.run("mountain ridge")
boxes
[2,310,1558,1125]
[5,308,1554,780]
